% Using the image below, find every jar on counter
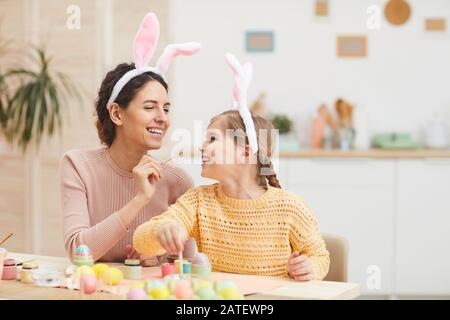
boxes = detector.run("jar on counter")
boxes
[2,259,17,280]
[122,259,142,280]
[20,260,39,284]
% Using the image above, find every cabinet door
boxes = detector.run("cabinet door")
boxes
[283,159,395,295]
[396,159,450,295]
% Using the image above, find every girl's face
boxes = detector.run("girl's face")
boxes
[200,117,249,181]
[118,80,170,151]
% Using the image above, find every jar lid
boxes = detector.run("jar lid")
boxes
[124,259,140,266]
[22,260,39,269]
[3,258,15,266]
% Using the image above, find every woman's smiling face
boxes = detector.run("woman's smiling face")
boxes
[119,80,171,150]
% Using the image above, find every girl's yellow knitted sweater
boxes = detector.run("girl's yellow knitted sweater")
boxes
[133,183,330,280]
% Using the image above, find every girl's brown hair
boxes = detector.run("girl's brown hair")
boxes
[210,110,281,189]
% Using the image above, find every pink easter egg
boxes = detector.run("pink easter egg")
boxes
[174,280,193,300]
[127,287,147,300]
[80,274,97,294]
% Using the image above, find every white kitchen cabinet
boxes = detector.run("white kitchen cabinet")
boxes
[279,158,396,295]
[395,159,450,295]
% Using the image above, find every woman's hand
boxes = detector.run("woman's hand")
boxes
[156,222,187,255]
[125,245,161,267]
[132,155,163,202]
[287,252,314,281]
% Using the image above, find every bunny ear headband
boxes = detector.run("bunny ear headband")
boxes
[225,53,258,154]
[107,12,202,108]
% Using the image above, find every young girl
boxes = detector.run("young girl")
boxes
[133,54,330,281]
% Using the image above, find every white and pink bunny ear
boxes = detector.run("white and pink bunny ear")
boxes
[225,53,258,154]
[155,42,202,75]
[133,12,160,69]
[106,12,201,109]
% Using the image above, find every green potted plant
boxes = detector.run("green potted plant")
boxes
[0,37,10,131]
[1,45,83,151]
[270,113,299,151]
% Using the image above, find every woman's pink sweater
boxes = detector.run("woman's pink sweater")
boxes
[60,147,193,262]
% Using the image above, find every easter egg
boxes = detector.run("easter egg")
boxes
[101,267,123,285]
[80,274,97,294]
[150,286,170,300]
[131,280,145,289]
[144,295,154,300]
[199,279,213,289]
[148,279,165,291]
[220,287,242,300]
[196,287,216,300]
[75,265,95,278]
[173,280,193,299]
[167,279,177,292]
[92,263,109,279]
[222,281,237,289]
[191,278,203,291]
[127,287,146,300]
[76,245,91,255]
[192,253,209,266]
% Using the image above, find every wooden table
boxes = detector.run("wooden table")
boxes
[0,253,360,300]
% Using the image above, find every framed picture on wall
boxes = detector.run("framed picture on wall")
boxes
[336,35,367,57]
[425,18,446,32]
[245,31,275,52]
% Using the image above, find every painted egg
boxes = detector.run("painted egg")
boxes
[220,287,242,300]
[192,253,209,266]
[199,279,213,289]
[196,287,216,300]
[101,267,123,285]
[127,287,146,300]
[173,280,193,299]
[75,265,94,278]
[76,245,91,255]
[92,263,109,279]
[150,286,170,300]
[80,274,97,294]
[221,281,237,289]
[131,280,145,289]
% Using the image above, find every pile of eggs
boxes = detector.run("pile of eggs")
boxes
[74,263,124,294]
[127,276,243,300]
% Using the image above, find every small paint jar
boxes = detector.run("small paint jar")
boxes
[174,259,187,274]
[123,259,142,280]
[21,260,39,284]
[2,259,17,280]
[161,263,176,277]
[182,262,191,274]
[192,264,211,280]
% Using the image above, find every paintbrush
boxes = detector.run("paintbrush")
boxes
[0,232,13,246]
[160,150,184,165]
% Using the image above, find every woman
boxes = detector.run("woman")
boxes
[60,62,193,265]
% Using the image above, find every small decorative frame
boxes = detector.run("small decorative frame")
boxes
[245,31,275,52]
[425,18,446,32]
[336,35,367,58]
[315,0,328,17]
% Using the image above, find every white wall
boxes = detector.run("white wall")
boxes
[168,0,450,148]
